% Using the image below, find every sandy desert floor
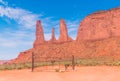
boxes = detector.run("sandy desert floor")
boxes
[0,66,120,81]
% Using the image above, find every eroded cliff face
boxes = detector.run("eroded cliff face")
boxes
[77,8,120,41]
[10,7,120,64]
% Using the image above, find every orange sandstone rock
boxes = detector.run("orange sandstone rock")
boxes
[58,19,73,42]
[33,20,45,47]
[77,8,120,41]
[50,27,57,43]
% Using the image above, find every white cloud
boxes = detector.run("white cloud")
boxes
[0,6,39,29]
[0,29,34,47]
[67,20,79,32]
[0,0,8,5]
[0,27,35,60]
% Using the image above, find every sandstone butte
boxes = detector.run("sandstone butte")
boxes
[10,7,120,63]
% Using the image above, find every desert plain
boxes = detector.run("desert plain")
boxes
[0,66,120,81]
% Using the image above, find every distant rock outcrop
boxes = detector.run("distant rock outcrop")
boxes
[34,20,45,47]
[77,8,120,41]
[58,19,73,42]
[0,60,9,65]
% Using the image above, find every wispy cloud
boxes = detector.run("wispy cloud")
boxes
[0,0,8,5]
[67,20,79,33]
[0,6,40,29]
[0,29,34,47]
[0,28,34,59]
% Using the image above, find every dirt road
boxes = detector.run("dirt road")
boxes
[0,66,120,81]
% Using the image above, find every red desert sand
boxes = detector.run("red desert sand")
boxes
[0,66,120,81]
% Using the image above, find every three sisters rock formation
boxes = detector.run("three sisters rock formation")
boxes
[34,19,73,48]
[12,7,120,63]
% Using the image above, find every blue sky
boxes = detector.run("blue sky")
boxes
[0,0,120,60]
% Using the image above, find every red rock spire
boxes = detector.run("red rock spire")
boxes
[50,27,57,43]
[58,19,72,42]
[34,20,45,47]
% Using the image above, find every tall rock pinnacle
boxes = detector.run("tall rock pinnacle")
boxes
[50,27,57,43]
[58,19,72,43]
[33,20,45,47]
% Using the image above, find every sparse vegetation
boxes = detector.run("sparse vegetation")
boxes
[1,58,120,71]
[0,63,32,71]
